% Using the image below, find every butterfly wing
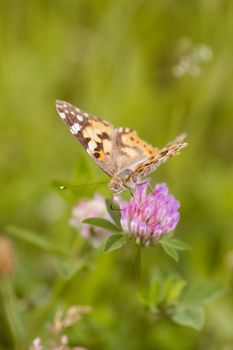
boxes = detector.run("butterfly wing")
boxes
[112,128,159,173]
[56,100,116,177]
[127,134,187,184]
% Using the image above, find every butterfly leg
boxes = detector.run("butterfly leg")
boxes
[136,179,153,193]
[110,196,122,211]
[148,182,153,193]
[129,189,141,210]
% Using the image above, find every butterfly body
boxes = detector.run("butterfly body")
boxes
[56,100,187,194]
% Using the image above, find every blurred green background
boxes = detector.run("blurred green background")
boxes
[0,0,233,349]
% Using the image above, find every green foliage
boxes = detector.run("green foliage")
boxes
[82,218,121,234]
[0,0,232,349]
[6,225,70,258]
[171,281,225,330]
[139,270,224,331]
[171,306,205,331]
[182,282,226,306]
[103,234,127,253]
[158,236,190,262]
[105,199,121,228]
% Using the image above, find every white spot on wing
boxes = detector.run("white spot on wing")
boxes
[77,115,83,122]
[59,112,66,119]
[70,123,81,134]
[88,140,97,151]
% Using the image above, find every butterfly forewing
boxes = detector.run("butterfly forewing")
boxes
[56,100,116,177]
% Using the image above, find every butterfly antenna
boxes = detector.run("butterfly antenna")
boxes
[59,181,108,190]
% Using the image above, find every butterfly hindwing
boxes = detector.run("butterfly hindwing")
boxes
[56,100,116,177]
[128,134,187,183]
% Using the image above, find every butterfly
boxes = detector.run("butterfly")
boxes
[55,100,187,195]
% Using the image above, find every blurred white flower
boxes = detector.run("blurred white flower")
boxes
[30,338,42,350]
[172,40,213,78]
[70,193,111,246]
[30,305,91,350]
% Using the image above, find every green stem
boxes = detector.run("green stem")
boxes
[0,277,24,350]
[135,245,144,291]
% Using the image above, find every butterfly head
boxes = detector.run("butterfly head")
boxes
[108,169,134,194]
[108,177,126,195]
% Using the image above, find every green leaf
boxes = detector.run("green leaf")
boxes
[172,306,204,330]
[166,279,187,304]
[104,234,127,253]
[161,237,190,251]
[166,238,190,251]
[83,217,121,233]
[105,198,121,228]
[159,240,179,262]
[158,237,190,261]
[6,225,69,257]
[183,282,225,306]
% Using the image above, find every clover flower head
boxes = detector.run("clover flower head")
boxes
[115,179,180,246]
[70,193,110,245]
